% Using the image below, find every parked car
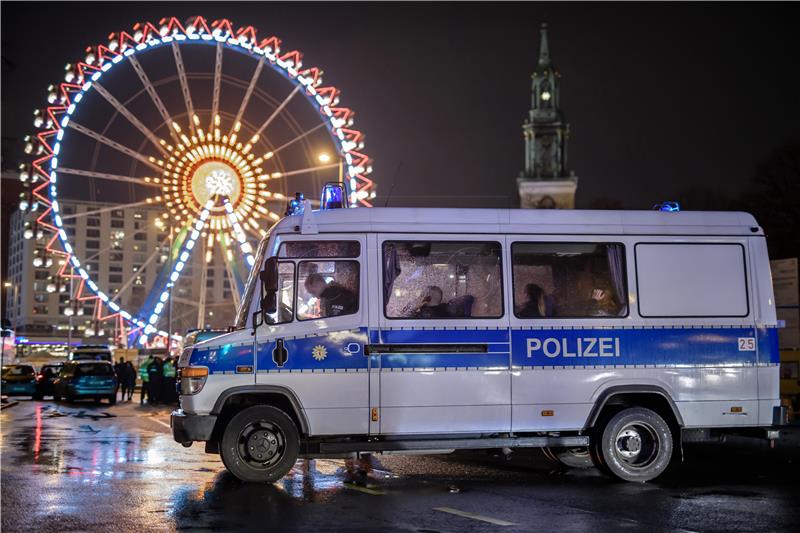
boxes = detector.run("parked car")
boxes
[69,345,113,362]
[53,361,118,404]
[1,364,38,397]
[34,363,63,400]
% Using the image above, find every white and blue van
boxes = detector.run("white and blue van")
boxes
[171,196,785,483]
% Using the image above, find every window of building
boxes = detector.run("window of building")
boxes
[296,260,360,320]
[382,241,503,319]
[110,265,123,273]
[111,219,125,228]
[511,242,628,319]
[111,209,124,218]
[279,241,360,259]
[86,240,100,249]
[109,275,123,284]
[86,229,100,238]
[134,212,144,219]
[206,279,214,288]
[87,217,100,227]
[134,232,147,241]
[33,305,48,315]
[635,243,748,317]
[110,252,124,262]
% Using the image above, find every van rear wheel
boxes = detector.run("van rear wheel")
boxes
[220,405,299,483]
[598,407,672,482]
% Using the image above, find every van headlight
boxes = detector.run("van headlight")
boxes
[179,366,208,395]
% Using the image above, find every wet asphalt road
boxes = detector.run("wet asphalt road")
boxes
[2,398,800,532]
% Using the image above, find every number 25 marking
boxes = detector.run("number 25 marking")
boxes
[738,337,755,351]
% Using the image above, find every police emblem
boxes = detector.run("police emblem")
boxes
[311,345,328,361]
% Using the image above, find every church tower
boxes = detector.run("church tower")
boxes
[517,24,578,209]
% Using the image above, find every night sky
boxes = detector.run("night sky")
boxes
[2,1,799,213]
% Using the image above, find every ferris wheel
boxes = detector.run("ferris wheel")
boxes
[18,15,375,348]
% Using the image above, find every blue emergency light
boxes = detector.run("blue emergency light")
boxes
[285,193,305,216]
[321,182,347,210]
[653,201,680,212]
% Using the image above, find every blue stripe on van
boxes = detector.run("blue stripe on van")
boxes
[510,327,771,367]
[191,325,779,372]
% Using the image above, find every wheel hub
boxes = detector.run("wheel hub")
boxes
[616,429,643,458]
[246,429,280,462]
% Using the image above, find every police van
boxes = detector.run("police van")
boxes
[171,189,785,483]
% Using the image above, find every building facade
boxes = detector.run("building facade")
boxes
[518,24,578,209]
[6,200,244,355]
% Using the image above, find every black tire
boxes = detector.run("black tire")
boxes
[220,405,299,483]
[108,395,117,406]
[598,407,673,482]
[53,393,62,402]
[546,446,595,469]
[33,393,43,401]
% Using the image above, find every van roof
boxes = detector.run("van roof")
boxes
[275,208,762,237]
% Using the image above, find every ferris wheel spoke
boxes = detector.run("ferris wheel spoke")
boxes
[141,202,214,340]
[270,122,328,155]
[271,162,340,179]
[56,167,161,188]
[110,233,171,302]
[128,55,182,146]
[171,41,197,134]
[92,82,168,156]
[231,56,265,133]
[211,42,223,125]
[221,245,243,311]
[67,121,162,172]
[60,199,155,220]
[253,84,302,138]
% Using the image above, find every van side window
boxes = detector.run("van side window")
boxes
[296,261,360,320]
[266,262,296,325]
[382,241,504,319]
[512,243,628,318]
[635,243,748,317]
[279,241,360,258]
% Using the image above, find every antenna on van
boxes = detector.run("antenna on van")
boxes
[383,161,403,208]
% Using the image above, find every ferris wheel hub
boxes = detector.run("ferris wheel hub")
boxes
[191,160,242,209]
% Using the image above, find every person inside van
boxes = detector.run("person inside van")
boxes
[304,273,358,318]
[519,283,548,318]
[587,287,620,317]
[412,286,449,319]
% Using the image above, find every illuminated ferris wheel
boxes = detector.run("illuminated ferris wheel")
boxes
[18,15,374,347]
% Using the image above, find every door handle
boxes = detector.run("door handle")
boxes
[272,338,288,368]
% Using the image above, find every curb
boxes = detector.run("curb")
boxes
[0,400,20,410]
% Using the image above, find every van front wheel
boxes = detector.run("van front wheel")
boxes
[220,405,299,483]
[599,407,673,483]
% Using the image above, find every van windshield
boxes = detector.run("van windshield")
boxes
[235,232,272,329]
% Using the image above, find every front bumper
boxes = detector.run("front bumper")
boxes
[170,409,217,444]
[1,383,37,396]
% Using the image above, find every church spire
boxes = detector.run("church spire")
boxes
[538,23,551,67]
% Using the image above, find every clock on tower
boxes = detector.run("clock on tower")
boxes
[517,23,578,209]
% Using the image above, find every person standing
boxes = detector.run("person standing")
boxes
[148,356,164,404]
[115,357,127,402]
[124,360,136,401]
[162,357,177,404]
[139,354,153,405]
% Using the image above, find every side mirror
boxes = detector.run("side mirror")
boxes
[260,256,278,292]
[258,257,279,326]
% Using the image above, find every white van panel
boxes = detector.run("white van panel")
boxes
[636,243,749,317]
